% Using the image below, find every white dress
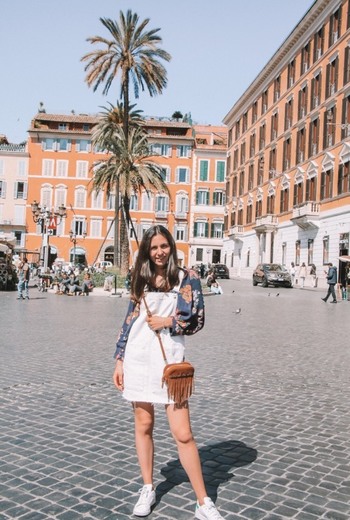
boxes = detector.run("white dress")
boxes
[122,286,185,404]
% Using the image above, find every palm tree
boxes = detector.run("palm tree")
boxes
[92,123,169,272]
[81,10,171,140]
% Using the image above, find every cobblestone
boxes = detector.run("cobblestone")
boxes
[1,279,350,518]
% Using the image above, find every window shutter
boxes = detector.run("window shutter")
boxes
[205,191,209,205]
[175,169,179,183]
[211,223,214,238]
[167,145,172,157]
[68,140,72,151]
[41,140,46,151]
[196,191,199,204]
[165,197,169,212]
[14,182,18,199]
[326,63,330,97]
[185,197,189,212]
[194,222,198,237]
[205,222,209,237]
[187,147,192,158]
[176,146,180,157]
[76,141,80,152]
[23,182,28,200]
[1,181,6,198]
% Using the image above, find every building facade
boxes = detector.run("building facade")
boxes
[25,113,226,268]
[0,141,29,249]
[223,0,350,287]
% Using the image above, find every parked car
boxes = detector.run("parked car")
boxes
[212,263,230,279]
[93,261,113,270]
[252,263,292,288]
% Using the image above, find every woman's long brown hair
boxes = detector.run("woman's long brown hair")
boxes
[131,225,180,301]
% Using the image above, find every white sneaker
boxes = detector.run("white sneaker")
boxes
[195,497,224,520]
[133,484,156,517]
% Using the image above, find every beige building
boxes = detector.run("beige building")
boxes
[0,141,29,249]
[223,0,350,287]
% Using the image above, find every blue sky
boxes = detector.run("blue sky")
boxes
[0,0,314,143]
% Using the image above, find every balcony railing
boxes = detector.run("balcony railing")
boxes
[291,202,320,229]
[255,215,278,227]
[228,225,244,238]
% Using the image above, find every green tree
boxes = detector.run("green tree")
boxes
[92,121,169,272]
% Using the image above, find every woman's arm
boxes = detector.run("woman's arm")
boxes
[170,269,205,336]
[114,299,139,360]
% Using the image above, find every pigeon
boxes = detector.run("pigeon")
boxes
[235,308,241,314]
[232,290,235,293]
[276,293,280,297]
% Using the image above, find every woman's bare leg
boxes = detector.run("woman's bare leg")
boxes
[134,402,155,485]
[166,403,207,504]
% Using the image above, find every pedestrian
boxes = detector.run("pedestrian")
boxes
[206,269,223,295]
[80,272,94,296]
[309,263,317,288]
[298,262,307,288]
[17,257,30,300]
[113,225,225,520]
[289,262,296,287]
[322,262,338,303]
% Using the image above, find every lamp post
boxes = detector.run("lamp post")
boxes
[31,201,67,271]
[69,230,87,266]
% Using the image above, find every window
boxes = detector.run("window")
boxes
[280,187,289,213]
[176,145,191,158]
[287,59,295,88]
[106,194,115,210]
[293,181,303,206]
[130,194,138,210]
[142,192,153,211]
[285,98,293,130]
[175,225,187,241]
[246,204,253,224]
[314,27,324,62]
[242,112,248,133]
[255,199,262,218]
[176,167,189,183]
[295,240,301,266]
[249,133,256,157]
[271,112,278,140]
[76,161,88,178]
[309,118,319,157]
[216,161,225,182]
[259,124,265,150]
[72,219,86,236]
[211,222,223,238]
[235,120,240,140]
[273,76,280,102]
[0,180,6,198]
[92,190,103,209]
[194,222,208,238]
[323,236,329,265]
[252,101,258,124]
[76,139,90,152]
[239,171,245,195]
[55,187,66,209]
[57,138,70,151]
[344,46,350,85]
[233,149,239,170]
[42,138,55,151]
[261,90,268,114]
[298,85,308,119]
[257,159,264,185]
[196,248,203,262]
[58,123,67,131]
[283,138,292,170]
[17,161,26,177]
[320,168,333,200]
[42,159,54,176]
[160,167,171,183]
[199,160,209,181]
[248,164,254,190]
[155,195,169,213]
[75,187,86,208]
[301,42,310,74]
[326,57,339,98]
[338,161,350,194]
[267,194,275,214]
[308,239,314,265]
[240,142,246,165]
[14,181,27,199]
[230,211,236,227]
[56,160,68,177]
[329,7,342,46]
[41,186,52,208]
[311,73,322,109]
[175,193,189,214]
[196,190,209,205]
[90,219,102,238]
[296,127,306,163]
[232,175,237,197]
[150,143,171,157]
[306,176,317,201]
[269,148,277,174]
[83,124,90,132]
[324,106,336,147]
[213,191,225,206]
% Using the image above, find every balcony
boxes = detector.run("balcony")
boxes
[291,202,320,229]
[174,211,187,219]
[253,215,278,232]
[228,225,244,239]
[154,211,168,219]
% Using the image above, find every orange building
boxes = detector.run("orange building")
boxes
[25,113,227,268]
[223,0,350,286]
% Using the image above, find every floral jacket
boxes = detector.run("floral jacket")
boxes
[114,268,205,360]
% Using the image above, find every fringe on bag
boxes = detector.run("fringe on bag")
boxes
[162,361,195,404]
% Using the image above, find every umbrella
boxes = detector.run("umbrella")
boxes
[339,255,350,262]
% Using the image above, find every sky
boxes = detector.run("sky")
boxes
[0,0,315,143]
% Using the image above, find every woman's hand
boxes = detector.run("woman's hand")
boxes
[146,315,171,331]
[113,359,124,391]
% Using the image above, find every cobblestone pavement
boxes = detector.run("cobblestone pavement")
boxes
[1,280,350,520]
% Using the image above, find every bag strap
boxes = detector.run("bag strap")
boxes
[142,296,168,365]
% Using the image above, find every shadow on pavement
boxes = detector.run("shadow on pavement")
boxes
[156,440,257,504]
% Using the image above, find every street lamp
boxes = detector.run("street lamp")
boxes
[69,229,87,265]
[31,201,67,271]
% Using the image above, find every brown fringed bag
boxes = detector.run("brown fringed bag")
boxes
[142,296,194,405]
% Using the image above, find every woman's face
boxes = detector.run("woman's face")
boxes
[149,234,171,269]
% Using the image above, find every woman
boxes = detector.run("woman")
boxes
[113,225,224,519]
[298,262,307,288]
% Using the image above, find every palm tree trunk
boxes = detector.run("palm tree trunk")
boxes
[120,208,129,274]
[114,178,120,267]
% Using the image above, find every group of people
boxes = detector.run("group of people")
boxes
[289,261,317,288]
[54,271,94,296]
